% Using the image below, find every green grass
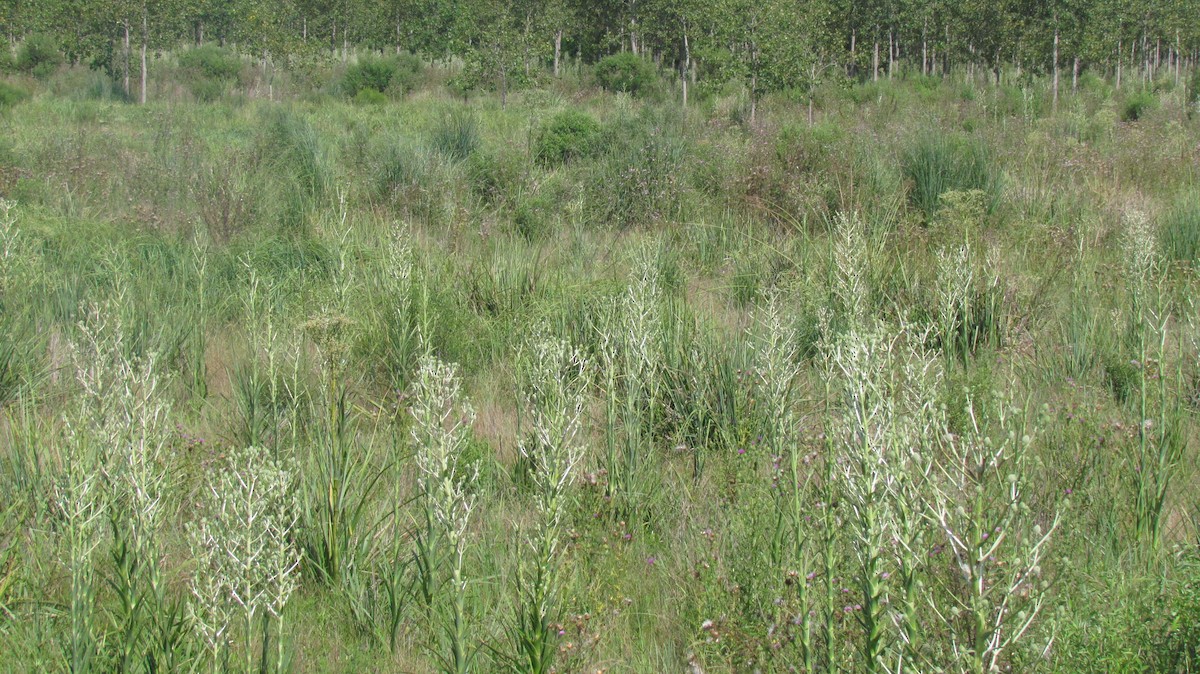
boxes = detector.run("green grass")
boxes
[0,60,1198,673]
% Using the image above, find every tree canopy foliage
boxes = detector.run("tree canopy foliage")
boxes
[3,0,1198,102]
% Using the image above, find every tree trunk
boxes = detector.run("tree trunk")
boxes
[139,12,147,105]
[122,20,130,98]
[1052,21,1060,111]
[922,18,928,76]
[873,38,879,81]
[554,29,562,77]
[1117,39,1122,89]
[750,53,758,124]
[849,28,856,77]
[808,63,816,125]
[1072,55,1079,93]
[681,27,690,108]
[888,29,894,79]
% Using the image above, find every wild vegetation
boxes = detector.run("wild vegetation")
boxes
[0,15,1198,674]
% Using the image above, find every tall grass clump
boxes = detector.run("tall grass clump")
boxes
[825,320,940,672]
[587,111,688,229]
[0,81,29,109]
[510,334,588,674]
[299,212,381,588]
[187,446,301,673]
[751,292,817,667]
[410,355,478,674]
[1121,209,1184,551]
[430,109,480,163]
[929,395,1060,673]
[902,134,1000,219]
[67,302,180,671]
[1159,192,1200,263]
[55,424,104,674]
[600,251,663,514]
[262,109,333,234]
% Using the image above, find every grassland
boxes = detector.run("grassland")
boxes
[0,58,1198,673]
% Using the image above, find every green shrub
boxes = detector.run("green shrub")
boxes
[1160,192,1200,263]
[353,88,387,105]
[343,55,422,99]
[0,81,29,108]
[430,108,479,162]
[1121,90,1158,122]
[535,109,600,165]
[902,133,1000,218]
[189,78,224,102]
[178,45,241,81]
[343,57,397,97]
[0,48,14,74]
[387,52,424,95]
[594,53,657,96]
[16,34,62,80]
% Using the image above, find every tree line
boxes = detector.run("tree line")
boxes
[3,0,1198,106]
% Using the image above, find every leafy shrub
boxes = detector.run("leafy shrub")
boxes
[1160,192,1200,263]
[344,54,423,99]
[0,82,29,108]
[430,108,479,162]
[902,133,1000,218]
[1121,91,1158,122]
[353,88,387,105]
[594,53,657,96]
[535,109,600,165]
[387,52,424,95]
[16,34,62,80]
[0,48,13,74]
[178,45,241,81]
[343,57,397,97]
[189,78,224,103]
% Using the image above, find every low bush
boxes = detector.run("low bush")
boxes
[0,81,29,108]
[387,52,424,95]
[535,109,601,165]
[1121,90,1157,122]
[178,45,241,81]
[343,57,396,97]
[594,53,657,96]
[16,34,62,80]
[343,54,423,99]
[353,88,387,105]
